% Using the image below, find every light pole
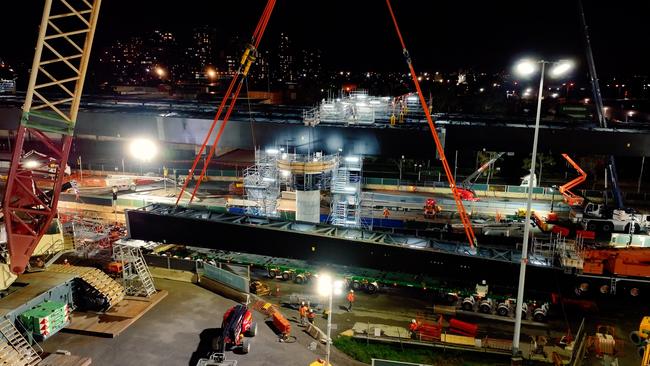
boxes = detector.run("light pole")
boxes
[317,274,344,366]
[112,186,118,223]
[550,185,557,212]
[511,58,573,358]
[399,155,405,185]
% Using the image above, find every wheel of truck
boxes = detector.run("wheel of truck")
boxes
[241,339,250,354]
[533,312,546,322]
[245,322,257,337]
[294,275,304,285]
[129,184,136,191]
[461,301,473,312]
[366,283,378,294]
[587,222,598,231]
[601,222,613,233]
[281,272,291,281]
[351,281,361,291]
[630,331,643,345]
[268,269,278,278]
[497,306,509,317]
[479,304,491,314]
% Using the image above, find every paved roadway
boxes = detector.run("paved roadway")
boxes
[43,279,364,366]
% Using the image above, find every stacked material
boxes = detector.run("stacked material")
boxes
[47,264,125,311]
[19,301,70,340]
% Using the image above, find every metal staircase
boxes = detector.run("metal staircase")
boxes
[113,242,156,297]
[0,318,41,366]
[330,156,362,228]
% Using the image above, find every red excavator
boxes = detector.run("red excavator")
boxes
[457,152,505,201]
[424,198,441,219]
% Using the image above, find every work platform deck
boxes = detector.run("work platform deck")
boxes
[62,290,168,338]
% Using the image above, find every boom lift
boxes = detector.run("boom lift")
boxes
[1,0,101,277]
[457,152,505,201]
[559,154,587,207]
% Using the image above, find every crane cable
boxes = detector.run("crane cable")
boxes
[175,0,276,206]
[385,0,477,250]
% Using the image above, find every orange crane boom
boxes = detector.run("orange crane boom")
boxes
[560,154,587,207]
[386,0,477,251]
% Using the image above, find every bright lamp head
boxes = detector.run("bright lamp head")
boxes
[549,60,574,78]
[514,59,538,77]
[129,138,158,162]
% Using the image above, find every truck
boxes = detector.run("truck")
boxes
[572,203,649,234]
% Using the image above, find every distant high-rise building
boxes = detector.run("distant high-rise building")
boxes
[297,48,321,81]
[275,32,294,83]
[98,30,178,85]
[250,49,271,87]
[185,26,217,80]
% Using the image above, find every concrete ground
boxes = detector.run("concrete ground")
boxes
[43,279,363,366]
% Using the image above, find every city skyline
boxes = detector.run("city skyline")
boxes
[1,0,648,76]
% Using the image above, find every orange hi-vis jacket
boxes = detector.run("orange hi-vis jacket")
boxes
[347,292,355,303]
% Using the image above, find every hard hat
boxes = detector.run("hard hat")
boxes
[411,319,416,323]
[350,289,354,293]
[481,280,487,285]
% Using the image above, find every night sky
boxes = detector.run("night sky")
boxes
[1,0,648,75]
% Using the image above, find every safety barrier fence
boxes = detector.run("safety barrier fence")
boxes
[142,254,250,294]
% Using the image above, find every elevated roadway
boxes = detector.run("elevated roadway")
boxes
[1,95,649,157]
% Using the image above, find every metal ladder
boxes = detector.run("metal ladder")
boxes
[0,318,41,366]
[132,250,156,297]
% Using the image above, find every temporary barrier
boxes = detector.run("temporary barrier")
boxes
[272,311,291,335]
[202,262,249,293]
[448,318,478,337]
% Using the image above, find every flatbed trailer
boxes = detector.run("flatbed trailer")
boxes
[182,247,555,321]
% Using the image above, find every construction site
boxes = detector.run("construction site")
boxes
[0,0,649,365]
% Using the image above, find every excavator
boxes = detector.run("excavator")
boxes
[559,153,587,207]
[457,152,505,201]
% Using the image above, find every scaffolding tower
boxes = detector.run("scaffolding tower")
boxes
[244,148,280,217]
[330,156,363,227]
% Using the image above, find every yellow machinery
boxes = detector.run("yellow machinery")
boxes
[630,317,650,359]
